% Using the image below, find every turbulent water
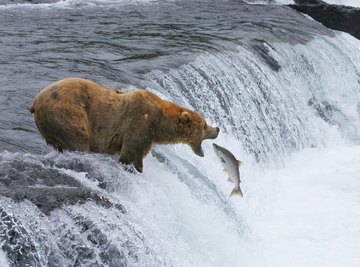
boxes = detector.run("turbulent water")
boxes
[1,0,360,266]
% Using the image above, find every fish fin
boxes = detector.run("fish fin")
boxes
[237,160,243,168]
[230,187,243,198]
[227,178,233,183]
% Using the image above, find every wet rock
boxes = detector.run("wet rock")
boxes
[0,153,130,266]
[289,0,360,40]
[0,156,126,215]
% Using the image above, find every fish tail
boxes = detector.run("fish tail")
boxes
[230,187,243,198]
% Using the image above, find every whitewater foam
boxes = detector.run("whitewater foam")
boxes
[242,145,360,267]
[0,249,9,267]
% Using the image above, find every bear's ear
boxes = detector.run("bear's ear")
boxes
[180,111,192,124]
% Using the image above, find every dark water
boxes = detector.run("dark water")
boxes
[2,0,360,266]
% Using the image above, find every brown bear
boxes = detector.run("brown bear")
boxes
[30,77,219,172]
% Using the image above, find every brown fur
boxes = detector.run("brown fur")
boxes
[30,77,219,172]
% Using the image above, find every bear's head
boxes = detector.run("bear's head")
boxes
[178,110,219,157]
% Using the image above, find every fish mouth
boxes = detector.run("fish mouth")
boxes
[212,143,222,154]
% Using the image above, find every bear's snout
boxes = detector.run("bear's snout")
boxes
[204,125,220,140]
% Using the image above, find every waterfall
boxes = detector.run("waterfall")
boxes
[147,33,360,165]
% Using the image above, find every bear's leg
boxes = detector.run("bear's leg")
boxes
[44,127,90,152]
[119,140,152,173]
[57,123,91,152]
[119,150,144,173]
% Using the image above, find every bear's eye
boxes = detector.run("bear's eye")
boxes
[203,122,207,130]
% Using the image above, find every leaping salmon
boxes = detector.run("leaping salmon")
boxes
[213,143,243,197]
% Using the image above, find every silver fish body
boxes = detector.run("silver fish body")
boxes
[213,143,243,197]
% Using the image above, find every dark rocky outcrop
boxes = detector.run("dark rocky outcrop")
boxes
[0,157,125,215]
[0,153,135,266]
[289,0,360,39]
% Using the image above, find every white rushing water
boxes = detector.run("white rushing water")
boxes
[241,145,360,267]
[148,33,360,164]
[0,249,10,267]
[137,32,360,266]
